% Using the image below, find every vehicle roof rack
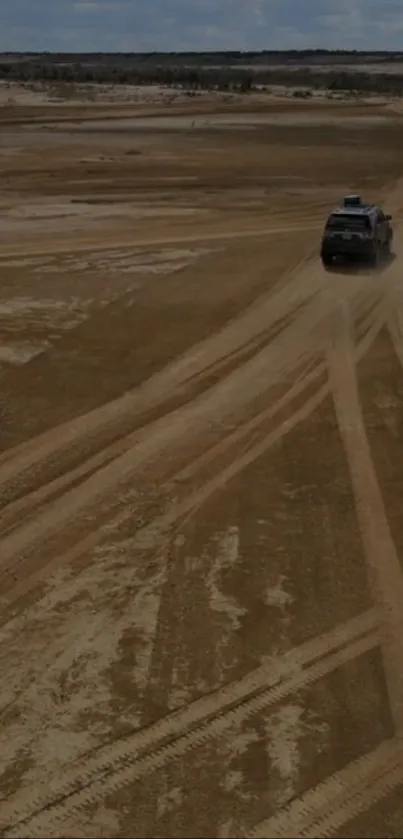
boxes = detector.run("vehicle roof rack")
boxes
[342,195,362,207]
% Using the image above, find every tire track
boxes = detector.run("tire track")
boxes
[167,285,390,526]
[0,248,319,503]
[0,256,318,508]
[2,139,403,839]
[327,303,403,734]
[0,221,321,261]
[0,249,398,832]
[0,241,381,504]
[0,283,388,832]
[0,358,324,613]
[0,265,386,579]
[0,273,390,624]
[0,304,312,536]
[386,303,403,373]
[246,738,403,839]
[0,278,334,573]
[0,331,280,533]
[0,611,381,837]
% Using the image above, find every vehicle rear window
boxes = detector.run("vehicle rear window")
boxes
[326,213,371,231]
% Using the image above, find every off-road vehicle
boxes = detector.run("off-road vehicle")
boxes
[321,195,393,269]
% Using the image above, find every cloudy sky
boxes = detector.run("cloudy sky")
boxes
[1,0,403,52]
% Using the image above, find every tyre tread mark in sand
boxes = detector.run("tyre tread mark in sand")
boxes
[0,358,326,624]
[327,303,403,735]
[0,276,389,580]
[0,240,400,835]
[0,616,381,836]
[0,220,321,262]
[0,271,382,522]
[246,738,403,838]
[257,296,403,839]
[386,306,403,374]
[0,283,387,624]
[0,319,328,569]
[0,248,317,499]
[0,312,314,537]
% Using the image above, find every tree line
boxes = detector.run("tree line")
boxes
[2,49,403,65]
[1,57,403,96]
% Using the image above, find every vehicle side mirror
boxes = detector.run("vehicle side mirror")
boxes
[386,214,392,221]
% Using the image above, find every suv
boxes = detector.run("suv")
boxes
[321,195,393,269]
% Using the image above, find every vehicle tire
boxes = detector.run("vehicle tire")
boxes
[321,254,333,270]
[369,245,380,268]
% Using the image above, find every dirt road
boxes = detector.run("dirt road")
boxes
[1,94,403,838]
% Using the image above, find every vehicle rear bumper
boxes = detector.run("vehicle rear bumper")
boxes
[321,243,375,261]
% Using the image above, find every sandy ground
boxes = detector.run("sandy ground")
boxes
[1,92,403,838]
[0,81,254,109]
